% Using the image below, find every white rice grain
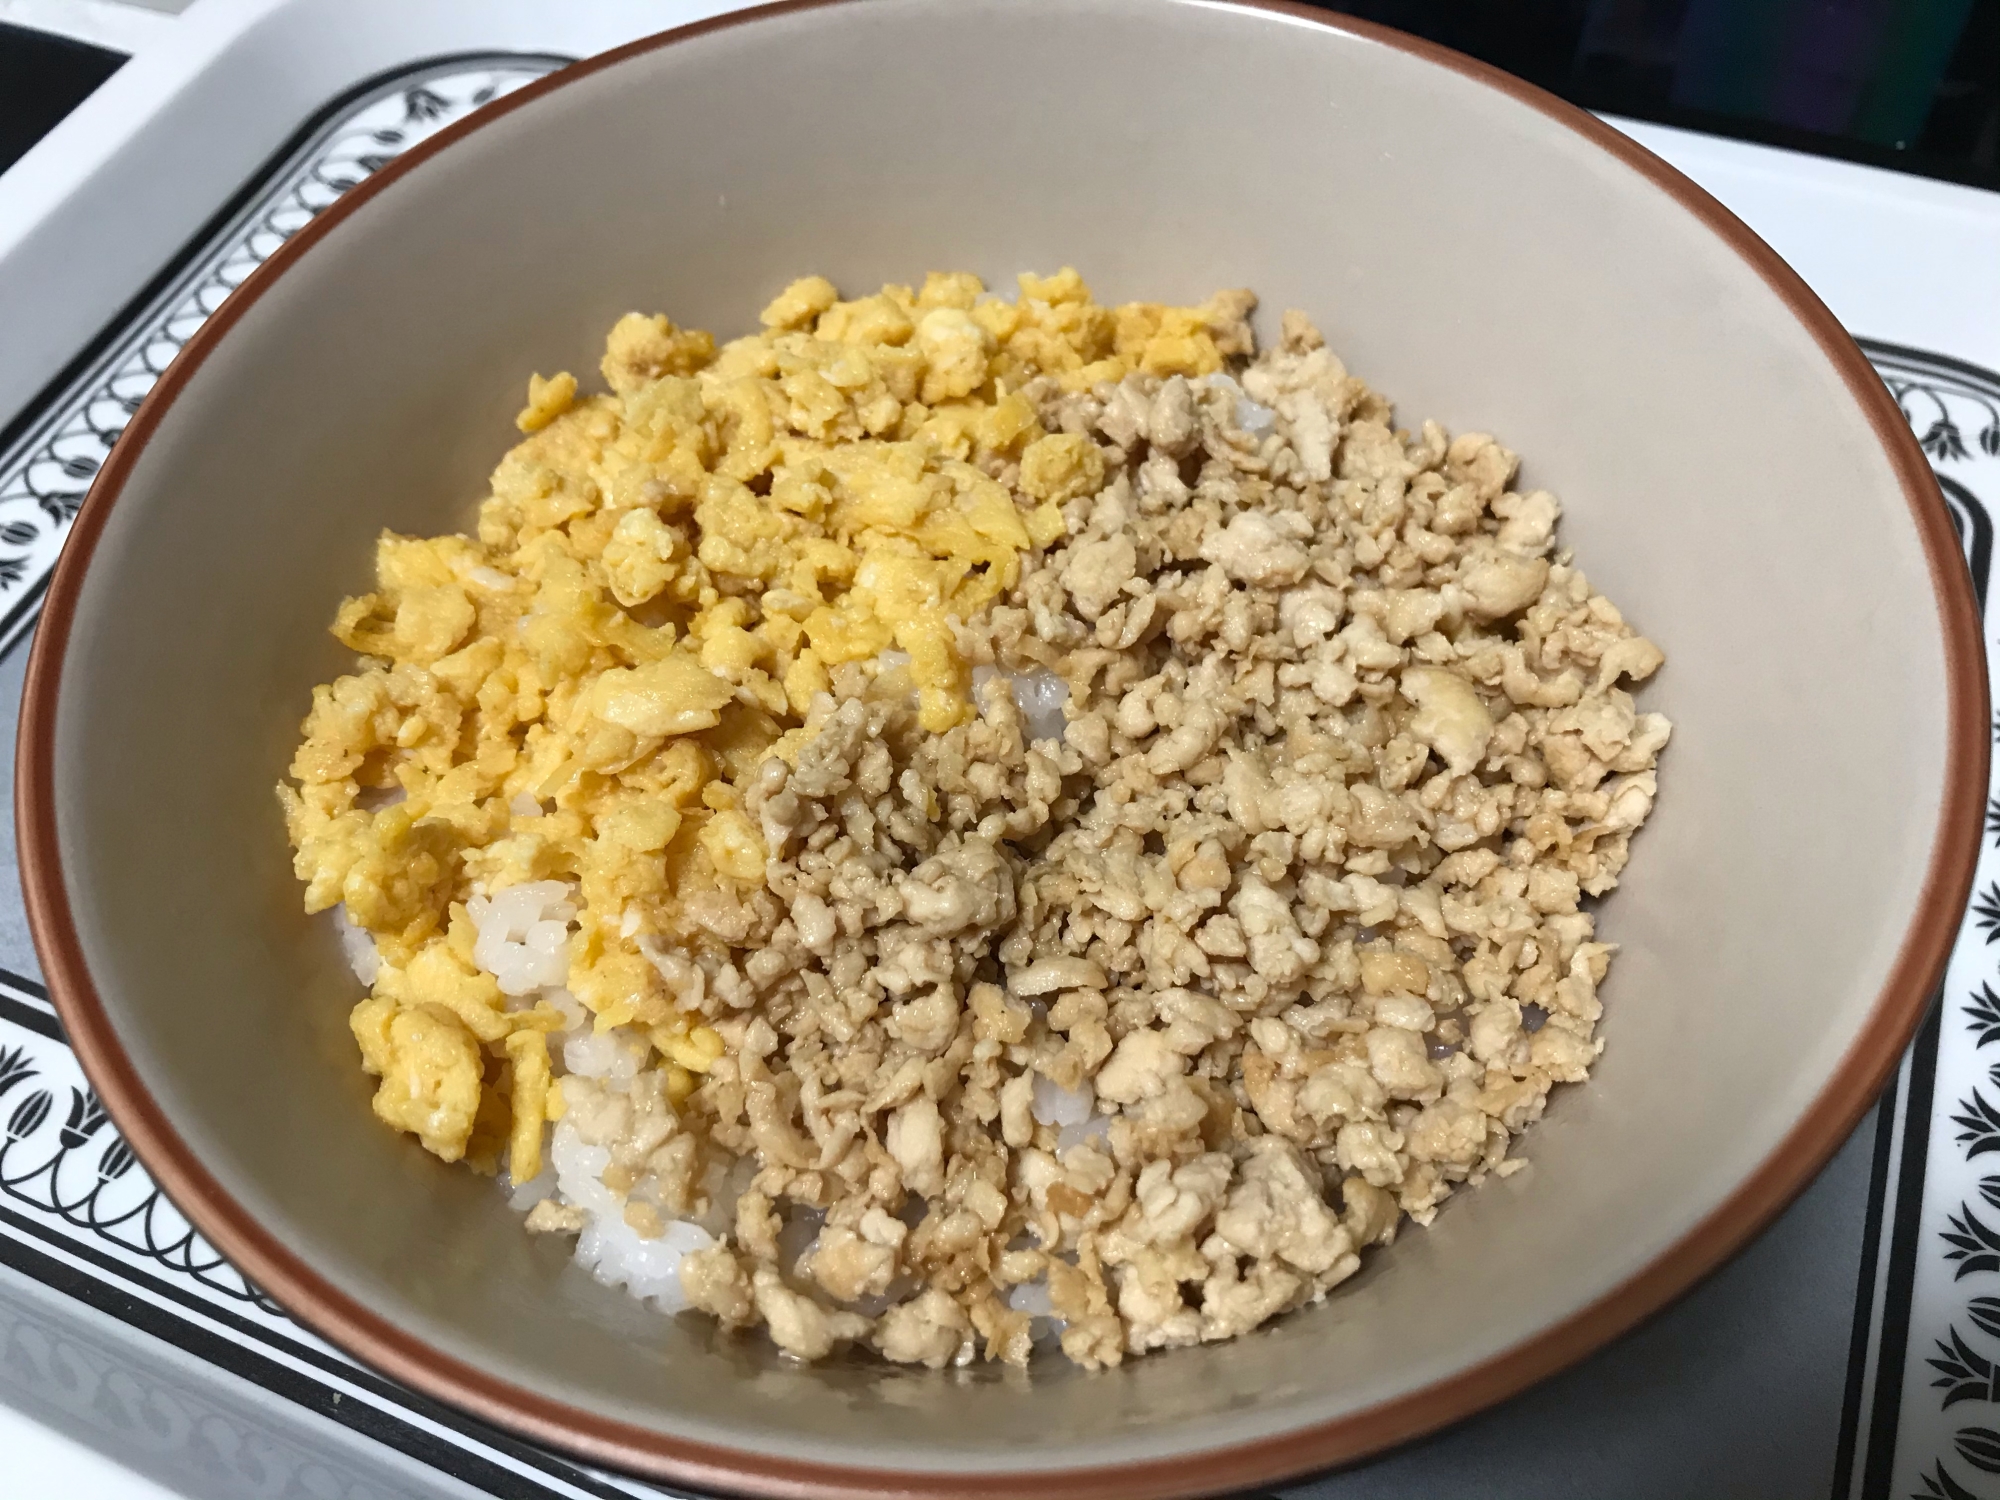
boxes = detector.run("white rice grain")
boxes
[1056,1114,1113,1155]
[546,988,587,1033]
[1206,372,1276,437]
[973,663,1069,744]
[1031,1074,1094,1128]
[1006,1278,1054,1317]
[504,1160,556,1212]
[550,1120,713,1313]
[331,905,380,987]
[1006,1277,1067,1343]
[467,880,576,995]
[562,1027,647,1081]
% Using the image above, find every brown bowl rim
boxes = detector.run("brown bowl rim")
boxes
[16,2,1985,1496]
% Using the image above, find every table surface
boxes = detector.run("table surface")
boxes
[1,5,1998,1499]
[0,1402,181,1500]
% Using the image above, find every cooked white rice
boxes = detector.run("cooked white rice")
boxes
[466,881,576,996]
[461,881,714,1308]
[972,663,1068,744]
[1029,1074,1093,1128]
[331,904,380,986]
[551,1121,714,1313]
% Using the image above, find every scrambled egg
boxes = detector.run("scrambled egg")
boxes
[280,270,1251,1172]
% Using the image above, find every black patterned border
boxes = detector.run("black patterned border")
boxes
[1836,339,2000,1500]
[0,59,546,661]
[0,1035,276,1311]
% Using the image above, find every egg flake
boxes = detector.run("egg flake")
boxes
[282,268,1245,1177]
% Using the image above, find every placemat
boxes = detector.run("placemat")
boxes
[1,7,1997,1496]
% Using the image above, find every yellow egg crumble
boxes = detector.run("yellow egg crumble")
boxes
[279,269,1251,1178]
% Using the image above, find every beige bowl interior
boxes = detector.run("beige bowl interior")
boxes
[37,0,1954,1484]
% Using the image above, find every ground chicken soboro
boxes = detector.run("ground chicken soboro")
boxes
[279,268,1669,1371]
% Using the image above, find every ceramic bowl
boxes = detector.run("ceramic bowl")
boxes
[17,1,1983,1495]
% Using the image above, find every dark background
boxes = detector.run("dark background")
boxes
[3,3,1998,191]
[1311,0,2000,193]
[0,22,123,177]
